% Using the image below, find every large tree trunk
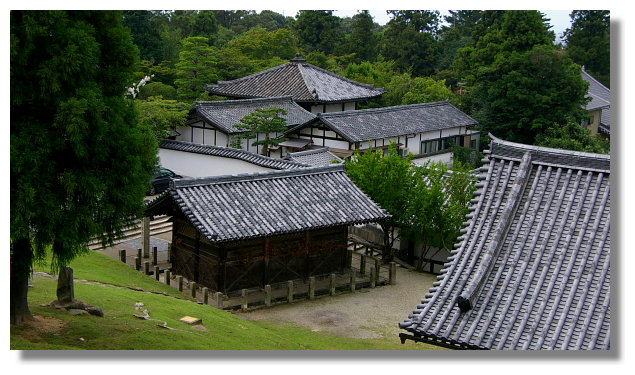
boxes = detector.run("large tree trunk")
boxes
[10,237,35,325]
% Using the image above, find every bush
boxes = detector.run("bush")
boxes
[138,82,177,100]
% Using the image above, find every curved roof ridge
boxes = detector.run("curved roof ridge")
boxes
[195,95,295,107]
[297,60,383,91]
[489,134,611,161]
[210,63,293,87]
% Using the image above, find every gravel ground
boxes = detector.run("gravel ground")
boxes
[235,266,437,341]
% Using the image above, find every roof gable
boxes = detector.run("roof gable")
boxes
[205,56,385,103]
[285,147,343,167]
[193,96,315,134]
[287,101,478,143]
[400,135,611,350]
[581,68,611,132]
[146,165,390,243]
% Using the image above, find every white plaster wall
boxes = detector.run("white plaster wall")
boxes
[411,151,454,167]
[158,148,276,178]
[344,102,356,111]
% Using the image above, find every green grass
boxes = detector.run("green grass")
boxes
[12,251,440,350]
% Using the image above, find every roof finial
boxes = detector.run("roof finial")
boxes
[291,53,306,63]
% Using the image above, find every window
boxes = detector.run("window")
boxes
[421,135,464,155]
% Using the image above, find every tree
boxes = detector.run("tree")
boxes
[535,121,610,153]
[345,11,379,63]
[135,97,190,139]
[10,10,158,324]
[174,36,219,101]
[400,77,456,105]
[563,10,610,87]
[233,107,289,156]
[454,10,588,145]
[381,10,441,77]
[123,10,165,63]
[345,145,417,261]
[293,10,343,55]
[407,162,476,271]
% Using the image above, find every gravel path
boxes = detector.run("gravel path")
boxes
[236,266,437,341]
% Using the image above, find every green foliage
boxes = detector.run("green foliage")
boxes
[174,36,218,101]
[134,97,190,139]
[345,11,380,63]
[563,11,610,87]
[138,82,177,100]
[234,107,289,155]
[10,10,158,274]
[345,144,476,264]
[294,10,343,55]
[123,10,165,62]
[400,77,456,105]
[535,121,610,154]
[455,10,588,145]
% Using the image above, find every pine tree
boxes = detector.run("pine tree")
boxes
[10,10,158,324]
[233,107,289,156]
[563,10,610,87]
[174,36,219,101]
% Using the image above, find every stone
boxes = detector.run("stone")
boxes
[179,316,202,325]
[69,309,89,316]
[56,266,75,304]
[86,306,105,317]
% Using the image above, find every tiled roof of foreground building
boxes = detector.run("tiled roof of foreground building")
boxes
[146,165,390,243]
[399,135,611,350]
[205,55,385,103]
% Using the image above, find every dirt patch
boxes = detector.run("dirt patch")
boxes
[19,315,67,342]
[236,267,436,341]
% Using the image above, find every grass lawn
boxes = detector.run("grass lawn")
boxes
[11,251,440,350]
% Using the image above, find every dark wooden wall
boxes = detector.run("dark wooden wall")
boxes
[170,217,349,293]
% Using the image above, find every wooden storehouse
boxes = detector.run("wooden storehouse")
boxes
[145,165,389,294]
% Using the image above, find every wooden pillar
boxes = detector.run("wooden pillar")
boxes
[346,249,353,269]
[329,273,336,296]
[374,259,380,282]
[142,216,150,258]
[165,270,171,285]
[308,277,315,300]
[194,232,200,283]
[370,267,376,288]
[137,248,142,261]
[263,238,270,286]
[144,261,150,275]
[202,287,209,305]
[350,270,356,292]
[191,282,197,298]
[215,292,223,309]
[287,281,294,303]
[154,266,160,281]
[264,285,272,307]
[241,289,248,310]
[389,262,397,285]
[119,249,126,263]
[177,276,183,292]
[152,246,158,266]
[360,255,366,275]
[135,257,141,271]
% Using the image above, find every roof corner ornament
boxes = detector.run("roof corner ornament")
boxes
[291,53,306,63]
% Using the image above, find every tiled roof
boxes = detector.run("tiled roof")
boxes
[146,165,390,243]
[399,135,611,350]
[205,56,385,103]
[286,101,478,143]
[193,96,315,134]
[160,139,308,170]
[285,148,343,167]
[581,68,611,134]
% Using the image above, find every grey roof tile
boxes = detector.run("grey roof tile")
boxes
[286,148,343,167]
[582,68,611,133]
[193,96,315,134]
[146,165,390,243]
[160,139,308,170]
[286,101,478,143]
[399,135,611,350]
[205,56,385,103]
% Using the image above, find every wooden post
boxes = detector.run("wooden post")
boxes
[167,243,172,264]
[177,275,183,292]
[308,276,315,300]
[154,266,160,281]
[350,270,356,292]
[144,261,150,275]
[165,270,171,286]
[142,216,150,258]
[360,255,366,275]
[215,292,223,309]
[241,289,248,310]
[346,249,353,269]
[374,259,380,282]
[202,287,209,305]
[135,257,141,271]
[137,248,142,262]
[191,282,197,298]
[370,267,376,288]
[264,285,272,307]
[287,280,294,303]
[152,246,158,266]
[389,262,397,285]
[119,249,126,263]
[329,273,336,296]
